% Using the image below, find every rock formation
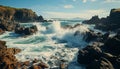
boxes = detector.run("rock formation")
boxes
[77,32,120,69]
[0,40,49,69]
[83,8,120,31]
[0,40,21,69]
[15,25,38,35]
[0,5,45,22]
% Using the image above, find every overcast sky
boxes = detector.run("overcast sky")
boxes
[0,0,120,19]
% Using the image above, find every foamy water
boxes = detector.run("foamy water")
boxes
[0,20,90,69]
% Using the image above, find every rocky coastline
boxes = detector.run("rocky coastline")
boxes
[83,8,120,32]
[0,40,49,69]
[79,9,120,69]
[0,5,44,36]
[0,5,120,69]
[77,30,120,69]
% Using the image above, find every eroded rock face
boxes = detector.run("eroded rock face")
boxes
[83,15,100,24]
[86,58,114,69]
[15,25,38,35]
[77,45,102,64]
[0,5,44,23]
[0,40,21,69]
[83,8,120,31]
[83,30,103,42]
[77,33,120,69]
[103,34,120,56]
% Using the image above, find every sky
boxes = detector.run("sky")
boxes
[0,0,120,19]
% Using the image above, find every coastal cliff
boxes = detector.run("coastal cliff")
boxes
[83,8,120,31]
[0,5,44,22]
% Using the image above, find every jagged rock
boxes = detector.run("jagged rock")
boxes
[104,35,120,55]
[29,65,42,69]
[77,45,102,64]
[83,30,102,42]
[15,25,38,35]
[86,58,114,69]
[83,8,120,31]
[83,15,100,24]
[7,48,21,55]
[23,61,30,66]
[0,40,21,69]
[38,62,49,68]
[0,5,45,22]
[32,59,39,63]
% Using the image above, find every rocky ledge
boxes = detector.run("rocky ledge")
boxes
[0,40,49,69]
[0,19,38,36]
[0,5,45,22]
[77,31,120,69]
[83,8,120,31]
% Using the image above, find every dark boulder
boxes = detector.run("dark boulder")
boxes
[86,58,114,69]
[15,25,38,36]
[83,30,102,42]
[77,45,102,64]
[0,28,5,35]
[83,15,100,24]
[104,35,120,55]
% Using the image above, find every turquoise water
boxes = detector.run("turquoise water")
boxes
[0,19,90,69]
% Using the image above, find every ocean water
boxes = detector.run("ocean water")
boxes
[0,19,94,69]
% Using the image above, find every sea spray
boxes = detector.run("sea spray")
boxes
[0,20,89,69]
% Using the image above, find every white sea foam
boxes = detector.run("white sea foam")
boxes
[0,20,90,69]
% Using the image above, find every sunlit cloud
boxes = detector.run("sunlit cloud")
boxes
[82,0,96,3]
[83,0,87,3]
[91,0,96,2]
[104,0,120,3]
[64,5,74,9]
[44,9,108,19]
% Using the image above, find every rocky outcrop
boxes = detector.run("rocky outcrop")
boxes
[77,45,102,64]
[77,33,120,69]
[0,5,45,22]
[15,25,38,35]
[83,8,120,31]
[83,30,103,42]
[0,40,49,69]
[83,15,101,24]
[86,58,114,69]
[103,34,120,56]
[0,40,21,69]
[0,19,19,31]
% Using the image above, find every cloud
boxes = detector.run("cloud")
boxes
[91,0,96,2]
[104,0,120,3]
[83,0,87,3]
[64,5,74,9]
[44,9,108,19]
[82,0,96,3]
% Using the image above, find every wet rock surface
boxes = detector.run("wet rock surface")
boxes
[0,40,21,69]
[77,33,120,69]
[15,25,38,35]
[0,40,50,69]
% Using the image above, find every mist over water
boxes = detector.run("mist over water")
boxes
[0,19,91,69]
